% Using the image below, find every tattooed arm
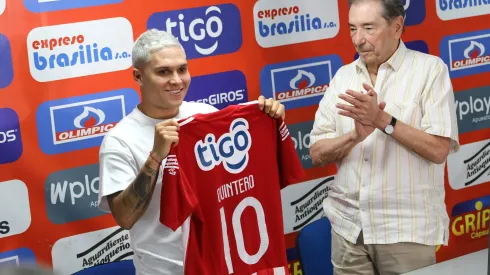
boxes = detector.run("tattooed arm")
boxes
[106,157,160,230]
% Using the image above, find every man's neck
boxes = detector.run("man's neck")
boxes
[138,103,179,120]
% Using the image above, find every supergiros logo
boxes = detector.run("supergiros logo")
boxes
[451,195,489,242]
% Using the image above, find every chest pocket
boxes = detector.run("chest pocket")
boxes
[385,100,423,129]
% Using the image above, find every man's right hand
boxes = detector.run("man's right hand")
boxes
[152,119,180,161]
[352,101,387,142]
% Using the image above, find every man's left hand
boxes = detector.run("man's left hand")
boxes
[258,95,285,119]
[336,83,385,128]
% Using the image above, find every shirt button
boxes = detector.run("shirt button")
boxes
[364,158,368,161]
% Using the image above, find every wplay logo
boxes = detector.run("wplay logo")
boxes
[403,0,425,26]
[0,180,31,239]
[36,88,139,155]
[454,86,490,134]
[27,17,133,82]
[260,54,343,110]
[0,248,36,268]
[195,118,251,174]
[440,28,490,78]
[437,0,490,21]
[0,108,23,165]
[185,70,248,110]
[23,0,122,13]
[288,120,313,169]
[253,0,339,48]
[45,163,106,224]
[147,4,242,60]
[0,34,14,88]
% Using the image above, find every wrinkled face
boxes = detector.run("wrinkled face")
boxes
[134,46,190,112]
[349,0,402,67]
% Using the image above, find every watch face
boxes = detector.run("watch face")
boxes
[385,125,394,134]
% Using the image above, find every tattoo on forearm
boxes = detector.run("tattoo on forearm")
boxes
[132,163,158,210]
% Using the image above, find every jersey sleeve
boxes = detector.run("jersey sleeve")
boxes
[159,148,198,231]
[276,118,307,188]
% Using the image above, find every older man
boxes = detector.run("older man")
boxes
[309,0,460,274]
[97,29,286,275]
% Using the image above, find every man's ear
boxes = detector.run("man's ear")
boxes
[133,68,143,86]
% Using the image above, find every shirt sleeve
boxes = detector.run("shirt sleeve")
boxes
[276,118,307,188]
[98,135,139,213]
[309,70,341,145]
[159,149,198,231]
[420,60,460,154]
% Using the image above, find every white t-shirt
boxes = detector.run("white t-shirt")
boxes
[98,101,218,275]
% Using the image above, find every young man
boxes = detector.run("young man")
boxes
[309,0,460,274]
[97,29,286,275]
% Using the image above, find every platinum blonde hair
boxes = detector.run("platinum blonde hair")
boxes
[131,29,185,69]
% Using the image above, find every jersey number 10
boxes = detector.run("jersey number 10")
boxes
[219,196,270,274]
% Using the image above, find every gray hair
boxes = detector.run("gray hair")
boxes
[131,29,185,68]
[349,0,405,30]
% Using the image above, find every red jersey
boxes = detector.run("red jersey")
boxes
[159,102,306,275]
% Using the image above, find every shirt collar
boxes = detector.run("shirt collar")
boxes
[355,39,407,72]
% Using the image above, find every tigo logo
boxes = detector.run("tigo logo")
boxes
[0,108,23,165]
[36,88,139,155]
[0,34,14,88]
[454,86,490,134]
[281,176,332,234]
[437,0,490,20]
[185,70,248,110]
[403,0,426,26]
[440,29,490,78]
[260,54,342,110]
[447,139,490,190]
[45,163,106,224]
[147,4,242,60]
[23,0,122,13]
[288,121,313,169]
[0,248,36,268]
[0,180,31,239]
[253,0,340,48]
[195,118,251,174]
[450,195,489,241]
[27,17,133,82]
[52,226,133,274]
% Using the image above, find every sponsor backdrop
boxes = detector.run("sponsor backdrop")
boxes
[0,0,489,274]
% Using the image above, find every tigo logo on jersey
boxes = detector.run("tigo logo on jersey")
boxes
[281,176,332,234]
[440,29,490,78]
[260,54,342,110]
[403,0,425,26]
[0,34,14,88]
[147,4,242,60]
[450,195,489,242]
[288,120,313,169]
[36,88,139,155]
[45,163,106,224]
[0,180,31,239]
[437,0,490,21]
[52,226,133,274]
[27,17,133,82]
[195,118,251,174]
[0,248,36,268]
[447,139,490,190]
[455,86,490,134]
[355,40,428,60]
[0,108,23,165]
[253,0,339,48]
[185,70,248,110]
[23,0,122,13]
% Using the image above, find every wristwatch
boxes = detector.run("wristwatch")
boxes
[383,116,397,135]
